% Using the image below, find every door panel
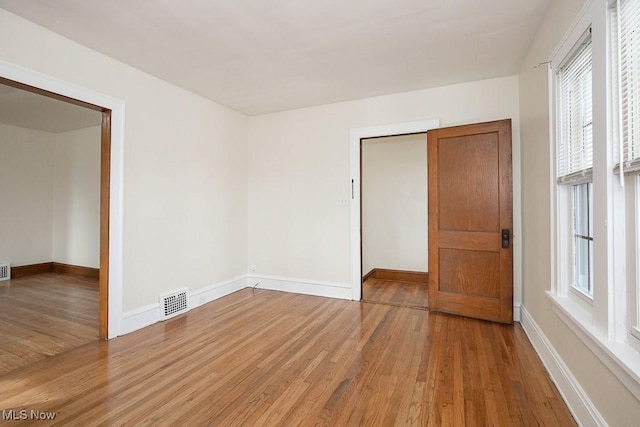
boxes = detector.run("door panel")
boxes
[438,133,500,232]
[439,249,500,298]
[428,119,513,323]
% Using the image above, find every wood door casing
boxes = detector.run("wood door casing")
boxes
[1,76,110,338]
[99,110,111,339]
[428,119,513,323]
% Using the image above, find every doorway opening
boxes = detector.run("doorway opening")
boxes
[350,118,515,323]
[349,119,440,302]
[360,133,428,309]
[0,60,124,340]
[0,73,115,370]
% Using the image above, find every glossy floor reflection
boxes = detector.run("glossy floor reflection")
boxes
[0,273,98,374]
[0,288,574,425]
[362,277,428,309]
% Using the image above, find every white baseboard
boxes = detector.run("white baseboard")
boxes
[247,274,352,300]
[121,302,161,335]
[120,275,249,336]
[513,304,521,322]
[189,275,249,308]
[520,305,607,427]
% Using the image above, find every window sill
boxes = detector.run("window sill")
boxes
[569,284,594,305]
[546,291,640,401]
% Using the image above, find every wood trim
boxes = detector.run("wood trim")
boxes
[1,74,112,339]
[99,110,111,340]
[52,262,99,280]
[363,268,429,284]
[360,140,364,294]
[10,262,53,279]
[374,268,429,284]
[0,76,104,112]
[498,119,514,323]
[10,262,98,280]
[428,128,439,311]
[362,269,376,282]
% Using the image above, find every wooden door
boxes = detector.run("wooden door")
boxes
[428,119,513,323]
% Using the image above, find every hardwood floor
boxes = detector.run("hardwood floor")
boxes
[0,273,98,374]
[0,288,574,426]
[362,277,429,309]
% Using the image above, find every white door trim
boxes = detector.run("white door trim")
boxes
[349,119,440,300]
[0,60,125,338]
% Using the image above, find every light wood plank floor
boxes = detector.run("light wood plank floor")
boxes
[363,277,429,309]
[0,288,574,426]
[0,273,99,374]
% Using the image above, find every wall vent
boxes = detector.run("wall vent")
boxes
[159,288,189,320]
[0,263,9,281]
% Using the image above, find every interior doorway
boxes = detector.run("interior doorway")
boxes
[350,118,514,323]
[0,76,111,343]
[349,119,440,302]
[0,60,124,340]
[360,133,428,309]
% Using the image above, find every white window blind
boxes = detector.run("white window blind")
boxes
[613,0,640,173]
[557,35,593,183]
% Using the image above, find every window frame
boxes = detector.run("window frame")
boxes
[557,34,594,180]
[552,24,598,311]
[611,0,640,349]
[572,182,594,299]
[626,175,640,346]
[547,0,640,401]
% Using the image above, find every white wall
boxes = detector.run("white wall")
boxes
[518,0,640,424]
[0,9,248,312]
[52,125,101,268]
[0,7,523,338]
[0,123,55,266]
[361,134,427,275]
[1,123,103,270]
[248,75,521,305]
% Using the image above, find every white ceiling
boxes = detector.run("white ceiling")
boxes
[0,83,101,133]
[0,0,551,117]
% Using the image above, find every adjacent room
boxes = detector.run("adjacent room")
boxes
[361,133,429,309]
[0,83,102,373]
[0,0,638,424]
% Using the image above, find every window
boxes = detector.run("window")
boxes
[626,175,640,339]
[612,0,640,337]
[556,32,594,299]
[548,0,640,402]
[612,0,640,173]
[558,36,593,180]
[573,182,593,295]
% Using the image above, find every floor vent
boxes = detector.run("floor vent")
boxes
[160,288,189,320]
[0,263,9,281]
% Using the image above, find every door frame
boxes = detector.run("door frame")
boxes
[0,60,125,339]
[349,119,440,301]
